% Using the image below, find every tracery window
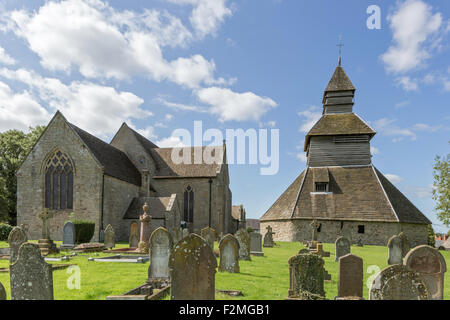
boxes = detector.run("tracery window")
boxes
[44,150,73,210]
[183,185,194,223]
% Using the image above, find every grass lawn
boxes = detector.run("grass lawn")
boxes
[1,240,449,300]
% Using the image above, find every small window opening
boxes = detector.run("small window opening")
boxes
[358,225,365,234]
[315,182,328,192]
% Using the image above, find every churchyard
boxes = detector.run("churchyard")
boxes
[1,239,450,300]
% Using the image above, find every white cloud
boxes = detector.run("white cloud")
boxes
[385,174,403,184]
[0,47,15,65]
[0,67,151,139]
[165,114,173,121]
[395,100,410,108]
[156,135,187,147]
[381,0,447,73]
[168,0,232,38]
[157,96,206,112]
[1,0,225,88]
[196,87,277,122]
[131,124,157,140]
[296,152,307,163]
[297,106,322,133]
[404,184,434,199]
[396,76,418,91]
[0,81,51,132]
[370,146,380,155]
[372,118,417,142]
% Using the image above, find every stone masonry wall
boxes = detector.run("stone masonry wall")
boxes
[17,114,103,241]
[103,175,139,242]
[260,219,428,247]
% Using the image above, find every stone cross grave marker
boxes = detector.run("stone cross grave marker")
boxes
[335,236,351,262]
[104,224,115,249]
[369,264,429,300]
[288,252,325,298]
[61,221,75,249]
[10,242,53,300]
[404,245,446,300]
[129,221,139,248]
[250,232,263,255]
[8,226,27,263]
[263,225,275,247]
[169,233,217,300]
[38,208,54,240]
[201,227,215,251]
[139,202,152,253]
[218,234,240,273]
[398,232,410,258]
[235,228,251,261]
[149,227,173,279]
[338,253,363,298]
[387,235,403,265]
[310,220,320,242]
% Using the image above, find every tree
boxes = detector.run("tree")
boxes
[427,224,435,247]
[0,126,46,224]
[432,151,449,227]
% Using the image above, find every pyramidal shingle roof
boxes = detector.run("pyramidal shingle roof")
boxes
[324,65,355,92]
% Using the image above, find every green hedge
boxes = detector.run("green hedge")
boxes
[0,223,12,241]
[72,220,95,244]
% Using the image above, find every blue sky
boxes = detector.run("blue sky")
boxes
[0,0,448,232]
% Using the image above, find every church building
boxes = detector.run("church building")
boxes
[16,111,233,241]
[260,60,431,246]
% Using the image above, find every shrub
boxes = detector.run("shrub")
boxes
[247,227,254,233]
[0,223,12,241]
[427,224,436,247]
[72,220,95,243]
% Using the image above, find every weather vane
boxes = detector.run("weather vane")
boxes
[337,35,344,66]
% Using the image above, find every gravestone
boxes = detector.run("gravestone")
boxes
[182,228,189,239]
[169,234,217,300]
[263,225,275,247]
[335,236,351,262]
[104,224,115,249]
[8,226,27,263]
[250,232,264,256]
[298,248,309,255]
[138,202,151,254]
[129,221,139,248]
[218,234,240,273]
[235,229,251,260]
[61,221,75,249]
[149,227,173,279]
[315,243,330,258]
[387,235,403,265]
[369,264,429,300]
[338,254,363,298]
[10,243,53,300]
[288,253,325,299]
[201,227,215,251]
[37,209,58,255]
[0,281,6,300]
[398,232,410,258]
[404,245,446,300]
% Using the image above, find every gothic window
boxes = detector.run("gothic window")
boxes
[184,185,194,223]
[45,150,73,210]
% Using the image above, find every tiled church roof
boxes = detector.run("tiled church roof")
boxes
[69,123,142,186]
[123,195,176,219]
[324,65,355,92]
[260,166,430,225]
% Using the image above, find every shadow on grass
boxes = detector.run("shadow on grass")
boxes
[238,272,271,278]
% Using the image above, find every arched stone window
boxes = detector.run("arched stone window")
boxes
[44,150,73,210]
[183,185,194,223]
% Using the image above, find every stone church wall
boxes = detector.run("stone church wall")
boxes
[260,219,428,247]
[103,175,139,242]
[17,114,103,240]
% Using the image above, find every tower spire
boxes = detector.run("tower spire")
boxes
[337,35,343,66]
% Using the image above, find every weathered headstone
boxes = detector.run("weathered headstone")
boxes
[0,281,6,300]
[61,221,75,249]
[149,227,173,279]
[288,253,325,299]
[10,243,53,300]
[315,243,330,258]
[369,264,429,300]
[335,236,351,262]
[218,234,240,273]
[338,254,363,298]
[263,225,275,247]
[387,235,402,265]
[169,234,217,300]
[8,226,27,263]
[129,221,139,248]
[104,224,115,249]
[250,232,264,256]
[201,227,215,251]
[235,229,251,260]
[398,232,410,258]
[404,245,446,300]
[182,228,189,239]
